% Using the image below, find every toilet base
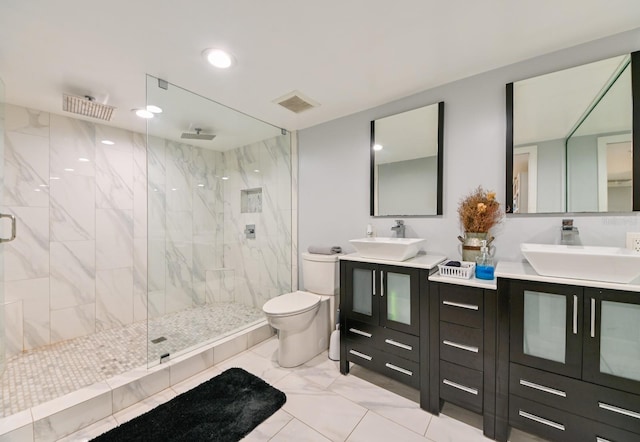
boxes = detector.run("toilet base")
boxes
[276,300,330,367]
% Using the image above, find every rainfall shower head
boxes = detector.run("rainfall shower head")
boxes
[181,128,216,141]
[62,94,115,121]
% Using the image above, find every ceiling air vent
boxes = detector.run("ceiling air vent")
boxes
[63,94,116,121]
[274,91,319,114]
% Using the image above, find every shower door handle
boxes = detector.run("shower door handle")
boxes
[0,213,16,243]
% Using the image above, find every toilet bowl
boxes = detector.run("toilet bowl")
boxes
[262,252,339,367]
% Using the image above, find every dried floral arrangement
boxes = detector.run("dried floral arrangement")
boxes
[458,186,504,233]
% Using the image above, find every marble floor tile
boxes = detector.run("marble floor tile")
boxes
[217,346,292,386]
[347,411,429,442]
[241,409,293,441]
[330,371,431,436]
[276,373,368,442]
[269,418,332,442]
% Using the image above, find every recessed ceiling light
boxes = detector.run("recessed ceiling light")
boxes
[197,184,205,187]
[203,48,235,69]
[146,105,163,114]
[64,168,75,172]
[221,176,229,180]
[373,144,383,151]
[50,176,60,180]
[101,140,115,145]
[134,108,154,119]
[78,158,90,162]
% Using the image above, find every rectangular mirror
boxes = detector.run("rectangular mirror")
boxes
[370,101,444,216]
[506,51,639,213]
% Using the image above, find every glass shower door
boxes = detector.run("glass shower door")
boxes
[0,76,5,375]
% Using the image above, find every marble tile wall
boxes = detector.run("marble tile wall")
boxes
[220,134,293,309]
[2,103,295,358]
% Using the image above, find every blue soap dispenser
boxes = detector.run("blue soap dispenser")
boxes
[475,240,495,280]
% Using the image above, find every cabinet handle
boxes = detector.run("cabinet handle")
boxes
[591,298,596,338]
[573,295,578,335]
[518,410,565,431]
[372,271,376,296]
[443,340,479,353]
[380,271,384,297]
[442,300,479,311]
[349,349,372,361]
[384,338,412,351]
[385,363,412,376]
[519,379,567,397]
[442,379,478,395]
[598,402,640,420]
[349,328,372,338]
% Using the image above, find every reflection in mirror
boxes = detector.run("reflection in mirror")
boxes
[506,52,639,213]
[370,102,444,216]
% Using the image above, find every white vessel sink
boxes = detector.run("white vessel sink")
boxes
[350,237,426,262]
[521,243,640,284]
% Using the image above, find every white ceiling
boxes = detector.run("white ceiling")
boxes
[1,0,640,138]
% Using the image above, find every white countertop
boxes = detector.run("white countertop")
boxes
[496,261,640,292]
[339,252,446,270]
[429,272,497,290]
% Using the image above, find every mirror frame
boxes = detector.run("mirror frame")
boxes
[505,51,640,213]
[370,101,445,216]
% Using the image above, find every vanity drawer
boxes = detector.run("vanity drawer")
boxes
[345,319,419,362]
[439,284,483,328]
[509,363,588,417]
[509,395,588,442]
[590,384,640,436]
[344,319,378,345]
[379,351,420,389]
[439,360,483,413]
[440,322,483,371]
[345,342,419,389]
[378,327,419,362]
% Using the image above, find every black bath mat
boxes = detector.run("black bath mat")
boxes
[92,368,286,442]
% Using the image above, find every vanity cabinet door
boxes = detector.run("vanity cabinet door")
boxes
[510,281,583,379]
[583,288,640,396]
[379,265,420,335]
[343,261,380,326]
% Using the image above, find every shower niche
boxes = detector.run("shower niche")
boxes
[241,188,263,213]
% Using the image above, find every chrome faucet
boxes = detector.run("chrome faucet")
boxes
[561,219,580,245]
[391,220,405,238]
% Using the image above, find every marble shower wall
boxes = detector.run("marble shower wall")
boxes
[221,134,293,309]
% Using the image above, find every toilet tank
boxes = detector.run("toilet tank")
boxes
[302,252,339,295]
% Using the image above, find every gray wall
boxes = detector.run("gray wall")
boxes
[378,156,437,215]
[298,28,640,285]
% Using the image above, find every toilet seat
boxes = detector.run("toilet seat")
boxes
[263,291,320,317]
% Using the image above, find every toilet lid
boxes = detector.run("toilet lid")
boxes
[263,291,320,316]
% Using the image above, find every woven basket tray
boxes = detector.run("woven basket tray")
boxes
[438,261,476,279]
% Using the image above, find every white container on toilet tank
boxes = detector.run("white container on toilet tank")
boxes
[262,252,340,367]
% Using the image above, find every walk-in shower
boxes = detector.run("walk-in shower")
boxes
[0,75,294,419]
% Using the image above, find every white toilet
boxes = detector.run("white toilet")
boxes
[262,252,339,368]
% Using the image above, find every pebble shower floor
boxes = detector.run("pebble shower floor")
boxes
[0,302,264,417]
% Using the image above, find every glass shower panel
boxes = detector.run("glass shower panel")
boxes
[146,75,290,367]
[0,76,5,375]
